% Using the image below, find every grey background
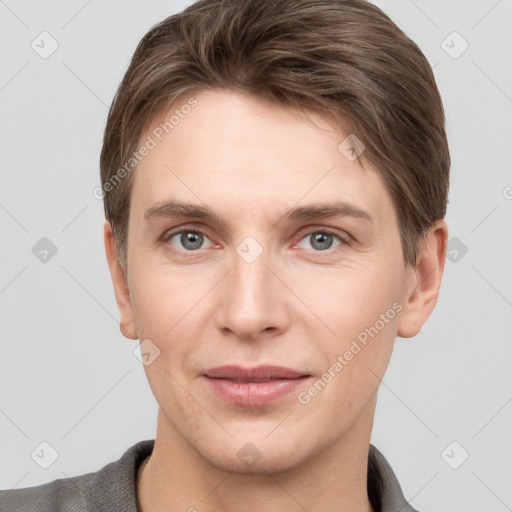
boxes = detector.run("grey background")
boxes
[1,1,511,511]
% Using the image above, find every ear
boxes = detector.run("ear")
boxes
[397,219,448,338]
[103,220,138,340]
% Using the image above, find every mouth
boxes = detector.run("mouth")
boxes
[201,365,311,406]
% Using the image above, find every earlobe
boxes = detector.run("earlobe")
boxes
[397,220,448,338]
[103,220,139,340]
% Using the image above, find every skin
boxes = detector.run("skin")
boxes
[104,89,448,512]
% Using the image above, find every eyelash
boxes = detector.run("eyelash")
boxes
[162,225,349,255]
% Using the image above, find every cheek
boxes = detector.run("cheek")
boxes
[129,262,218,366]
[128,265,212,409]
[299,289,401,430]
[292,256,404,404]
[293,257,404,344]
[131,262,196,326]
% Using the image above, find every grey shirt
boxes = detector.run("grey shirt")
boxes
[0,440,418,511]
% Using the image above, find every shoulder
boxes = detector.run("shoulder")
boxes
[0,440,154,512]
[0,473,92,512]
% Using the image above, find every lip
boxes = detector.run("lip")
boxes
[201,365,310,406]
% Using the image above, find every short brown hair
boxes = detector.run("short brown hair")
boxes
[100,0,450,271]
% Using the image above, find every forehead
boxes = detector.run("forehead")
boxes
[130,89,397,228]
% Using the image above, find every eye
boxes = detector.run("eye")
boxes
[296,229,344,252]
[166,229,214,251]
[163,227,347,254]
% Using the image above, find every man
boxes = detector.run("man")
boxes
[0,0,449,510]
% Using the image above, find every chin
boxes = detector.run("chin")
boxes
[193,433,316,475]
[209,449,306,475]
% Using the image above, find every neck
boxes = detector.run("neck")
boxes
[137,399,376,512]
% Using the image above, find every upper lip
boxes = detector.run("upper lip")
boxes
[203,365,309,382]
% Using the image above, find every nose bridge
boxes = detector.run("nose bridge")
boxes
[217,238,289,338]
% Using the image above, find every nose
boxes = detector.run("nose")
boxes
[215,244,291,341]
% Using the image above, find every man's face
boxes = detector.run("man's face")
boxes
[120,89,416,472]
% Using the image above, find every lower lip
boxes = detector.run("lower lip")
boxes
[202,376,309,406]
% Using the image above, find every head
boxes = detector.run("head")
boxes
[101,0,449,473]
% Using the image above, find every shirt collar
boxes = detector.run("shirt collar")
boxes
[368,443,419,512]
[101,440,418,512]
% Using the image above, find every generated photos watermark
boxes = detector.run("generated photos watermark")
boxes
[298,301,403,405]
[93,97,198,200]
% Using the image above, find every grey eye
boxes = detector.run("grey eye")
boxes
[170,231,207,251]
[297,231,342,251]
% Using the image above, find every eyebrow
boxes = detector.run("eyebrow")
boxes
[143,200,372,228]
[286,202,372,222]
